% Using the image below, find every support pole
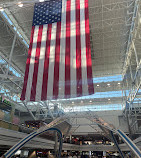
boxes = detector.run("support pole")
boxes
[125,102,132,136]
[6,34,17,76]
[22,101,36,120]
[70,135,72,144]
[54,131,58,158]
[10,103,15,123]
[132,41,139,66]
[42,101,54,119]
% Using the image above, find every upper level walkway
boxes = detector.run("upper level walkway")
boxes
[0,127,141,152]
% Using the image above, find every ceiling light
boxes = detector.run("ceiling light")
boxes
[108,99,110,101]
[0,7,4,12]
[72,102,74,104]
[97,85,99,87]
[39,0,45,2]
[18,2,23,7]
[89,100,92,103]
[107,83,110,86]
[118,82,120,85]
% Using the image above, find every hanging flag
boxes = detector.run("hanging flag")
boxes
[21,0,94,101]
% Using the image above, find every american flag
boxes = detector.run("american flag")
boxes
[21,0,94,101]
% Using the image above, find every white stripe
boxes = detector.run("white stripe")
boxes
[70,0,76,98]
[47,23,57,99]
[35,25,48,101]
[25,26,39,101]
[80,0,88,95]
[58,0,67,98]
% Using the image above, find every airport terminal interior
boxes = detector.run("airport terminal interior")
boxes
[0,0,141,157]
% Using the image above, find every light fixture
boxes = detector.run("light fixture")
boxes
[108,99,110,101]
[118,82,120,85]
[72,102,74,104]
[107,83,110,86]
[39,0,45,2]
[89,100,92,103]
[0,7,4,12]
[97,84,99,87]
[18,2,23,7]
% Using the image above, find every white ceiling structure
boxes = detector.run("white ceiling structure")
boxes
[0,0,134,74]
[0,0,140,114]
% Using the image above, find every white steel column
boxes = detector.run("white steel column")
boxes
[122,0,141,114]
[6,34,17,76]
[22,101,36,120]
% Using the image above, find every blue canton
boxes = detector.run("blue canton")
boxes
[33,0,62,26]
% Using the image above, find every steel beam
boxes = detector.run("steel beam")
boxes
[22,101,36,120]
[122,0,139,78]
[122,1,141,114]
[6,34,17,77]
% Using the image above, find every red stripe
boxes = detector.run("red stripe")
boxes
[41,24,52,100]
[20,26,35,100]
[85,0,94,94]
[76,0,82,97]
[65,0,71,98]
[30,25,43,101]
[53,22,61,99]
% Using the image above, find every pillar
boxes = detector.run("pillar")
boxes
[70,135,72,144]
[54,131,58,157]
[10,104,15,123]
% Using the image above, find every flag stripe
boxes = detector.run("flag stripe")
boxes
[25,26,39,101]
[41,24,52,100]
[35,25,48,101]
[70,0,76,98]
[30,25,43,101]
[80,0,88,95]
[85,0,94,95]
[53,22,61,99]
[76,0,82,96]
[65,0,71,98]
[47,23,57,99]
[21,26,35,100]
[58,0,67,98]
